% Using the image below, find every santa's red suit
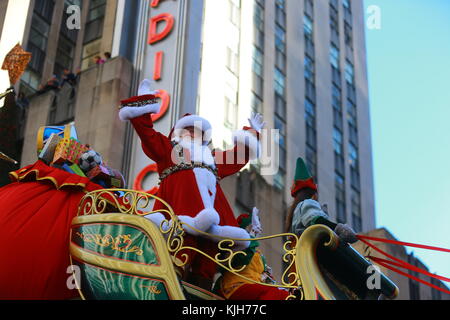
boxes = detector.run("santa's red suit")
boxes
[119,80,263,281]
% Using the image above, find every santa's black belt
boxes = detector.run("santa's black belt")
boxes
[159,162,220,184]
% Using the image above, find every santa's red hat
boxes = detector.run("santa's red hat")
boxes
[170,113,212,144]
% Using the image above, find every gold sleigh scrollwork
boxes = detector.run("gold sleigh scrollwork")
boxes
[76,189,305,300]
[75,232,144,256]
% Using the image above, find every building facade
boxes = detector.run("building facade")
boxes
[195,0,376,277]
[1,0,377,284]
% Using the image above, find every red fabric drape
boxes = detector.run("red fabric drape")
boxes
[0,161,103,300]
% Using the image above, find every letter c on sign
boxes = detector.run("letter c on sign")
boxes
[133,164,159,195]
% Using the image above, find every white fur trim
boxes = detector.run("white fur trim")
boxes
[207,225,251,250]
[178,208,220,236]
[174,115,212,142]
[194,168,217,208]
[119,103,161,121]
[232,129,260,160]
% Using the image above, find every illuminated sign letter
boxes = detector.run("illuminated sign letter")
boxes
[153,51,164,81]
[148,13,174,45]
[150,0,165,8]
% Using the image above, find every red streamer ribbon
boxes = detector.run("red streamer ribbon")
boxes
[373,258,450,296]
[357,235,450,296]
[358,235,450,253]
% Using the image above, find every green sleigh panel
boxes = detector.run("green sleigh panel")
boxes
[69,214,186,300]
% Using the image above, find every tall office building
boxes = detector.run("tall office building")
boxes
[196,0,375,277]
[0,0,375,281]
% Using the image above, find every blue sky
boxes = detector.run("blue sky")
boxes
[364,0,450,280]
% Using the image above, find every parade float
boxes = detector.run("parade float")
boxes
[0,121,399,300]
[69,187,399,300]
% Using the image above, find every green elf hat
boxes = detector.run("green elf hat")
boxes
[290,157,318,198]
[237,213,252,229]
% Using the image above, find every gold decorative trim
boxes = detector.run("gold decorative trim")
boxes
[295,225,340,300]
[10,169,87,190]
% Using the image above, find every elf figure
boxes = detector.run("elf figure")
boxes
[285,157,358,243]
[119,79,266,284]
[217,207,290,300]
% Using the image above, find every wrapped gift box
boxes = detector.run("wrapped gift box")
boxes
[87,165,125,188]
[52,138,89,165]
[69,164,86,177]
[87,165,111,181]
[38,133,62,164]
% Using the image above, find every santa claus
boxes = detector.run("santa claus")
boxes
[119,79,266,283]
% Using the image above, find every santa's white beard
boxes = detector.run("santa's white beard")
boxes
[176,137,216,168]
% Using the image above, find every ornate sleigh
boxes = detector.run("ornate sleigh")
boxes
[69,189,399,300]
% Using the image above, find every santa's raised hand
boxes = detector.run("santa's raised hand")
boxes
[119,79,161,121]
[248,112,266,133]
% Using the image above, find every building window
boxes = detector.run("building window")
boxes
[275,93,286,117]
[343,0,352,25]
[351,189,362,232]
[275,115,287,171]
[84,0,106,44]
[275,25,286,53]
[304,55,315,82]
[305,98,315,118]
[348,122,358,146]
[254,1,265,50]
[306,144,317,179]
[275,0,286,28]
[275,49,286,71]
[304,0,314,19]
[253,39,264,72]
[252,49,264,97]
[333,128,343,155]
[227,47,240,75]
[274,68,286,96]
[349,142,359,168]
[344,22,353,49]
[332,84,342,110]
[330,44,340,69]
[343,0,351,10]
[347,99,357,126]
[350,166,360,191]
[304,14,313,38]
[252,93,263,115]
[224,97,238,130]
[335,173,346,223]
[306,123,316,150]
[229,0,241,27]
[345,60,354,85]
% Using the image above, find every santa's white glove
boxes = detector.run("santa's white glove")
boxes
[248,112,266,133]
[119,79,161,121]
[334,223,358,244]
[251,207,263,236]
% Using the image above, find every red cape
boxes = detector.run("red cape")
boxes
[0,161,104,300]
